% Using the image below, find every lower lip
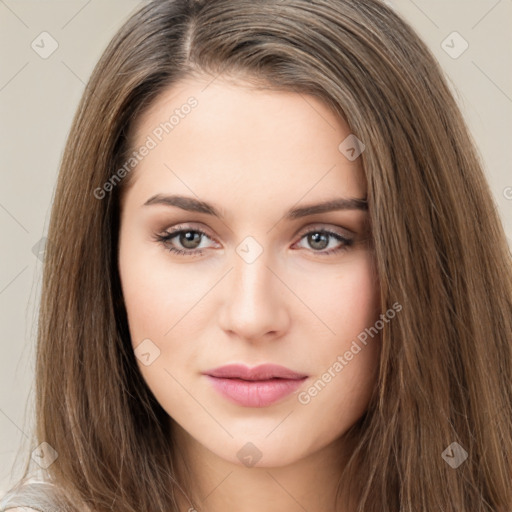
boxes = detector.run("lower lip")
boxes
[205,375,307,407]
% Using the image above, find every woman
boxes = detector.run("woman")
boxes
[2,0,511,510]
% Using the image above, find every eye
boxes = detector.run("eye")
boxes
[293,228,353,255]
[154,225,354,257]
[154,226,217,256]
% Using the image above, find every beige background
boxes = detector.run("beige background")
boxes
[0,0,511,494]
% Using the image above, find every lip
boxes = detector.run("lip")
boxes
[204,363,307,380]
[203,364,308,408]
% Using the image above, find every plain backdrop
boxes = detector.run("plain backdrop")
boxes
[0,0,511,495]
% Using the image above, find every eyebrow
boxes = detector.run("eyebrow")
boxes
[143,194,368,219]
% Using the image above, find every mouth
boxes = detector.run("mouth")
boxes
[202,364,308,407]
[203,363,308,381]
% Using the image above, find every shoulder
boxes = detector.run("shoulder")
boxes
[0,478,60,512]
[5,509,41,511]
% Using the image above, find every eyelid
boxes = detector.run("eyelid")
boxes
[294,222,354,239]
[162,222,217,238]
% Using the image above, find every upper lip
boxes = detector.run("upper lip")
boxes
[203,364,308,381]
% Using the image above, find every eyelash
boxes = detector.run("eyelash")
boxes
[154,225,354,257]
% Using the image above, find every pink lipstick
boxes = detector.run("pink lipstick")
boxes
[203,364,308,408]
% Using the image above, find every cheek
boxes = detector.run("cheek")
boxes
[118,238,208,346]
[330,251,381,377]
[118,243,203,409]
[296,251,381,415]
[335,254,380,333]
[118,234,214,408]
[302,250,380,347]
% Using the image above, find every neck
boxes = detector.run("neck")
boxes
[170,421,355,512]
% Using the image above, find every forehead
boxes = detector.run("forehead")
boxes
[125,76,366,214]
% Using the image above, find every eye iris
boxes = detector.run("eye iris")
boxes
[180,231,202,249]
[308,232,328,250]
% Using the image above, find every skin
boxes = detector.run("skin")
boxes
[118,75,381,512]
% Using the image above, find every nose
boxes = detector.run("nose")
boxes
[218,248,291,343]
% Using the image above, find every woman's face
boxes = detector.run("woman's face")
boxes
[118,76,381,468]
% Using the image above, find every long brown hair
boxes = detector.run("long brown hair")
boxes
[5,0,512,510]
